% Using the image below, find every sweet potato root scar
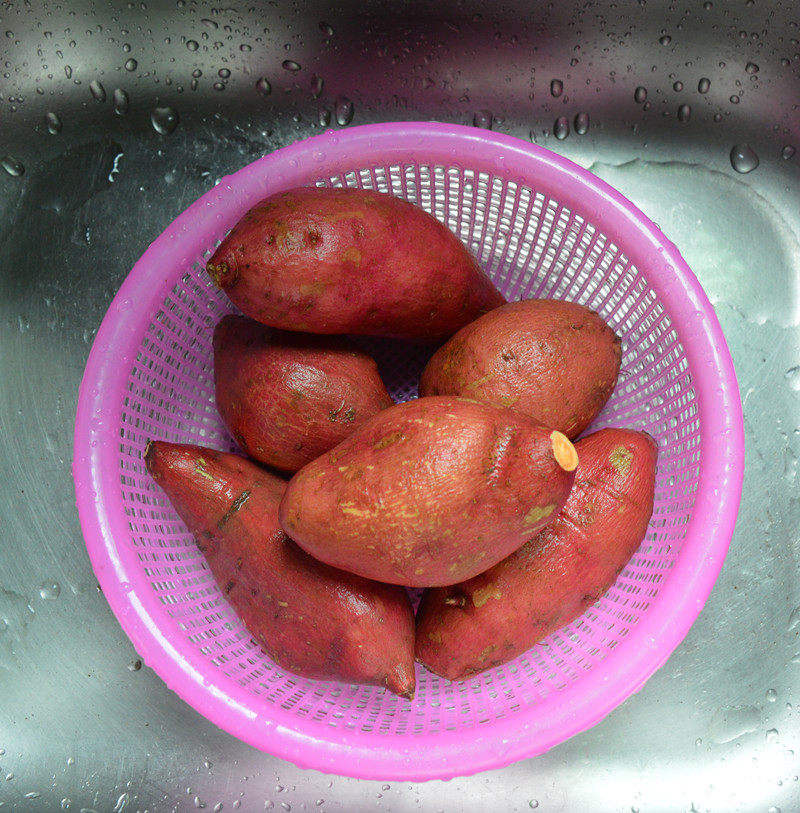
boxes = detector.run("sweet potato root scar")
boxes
[217,489,251,528]
[373,431,406,450]
[551,430,578,472]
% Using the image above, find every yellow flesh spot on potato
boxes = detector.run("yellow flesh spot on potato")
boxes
[194,457,214,481]
[609,445,634,476]
[478,643,498,661]
[339,502,374,518]
[299,281,326,297]
[325,209,366,224]
[523,503,556,527]
[471,583,502,608]
[464,372,495,390]
[341,247,362,266]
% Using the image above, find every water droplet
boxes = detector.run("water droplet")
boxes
[729,95,740,104]
[280,803,291,812]
[554,116,570,139]
[766,728,779,742]
[550,78,564,97]
[529,802,539,809]
[574,111,589,134]
[698,77,711,94]
[1,156,24,177]
[124,58,137,72]
[678,104,692,122]
[473,109,493,129]
[695,737,703,746]
[201,18,219,30]
[710,705,760,743]
[255,77,272,96]
[713,112,723,122]
[61,800,71,810]
[767,688,778,702]
[318,108,331,127]
[334,96,354,126]
[194,797,205,810]
[24,792,41,799]
[128,658,142,671]
[66,757,75,766]
[282,59,301,72]
[782,145,796,160]
[319,22,334,36]
[768,807,781,813]
[233,802,241,810]
[634,86,647,103]
[789,606,800,630]
[730,144,759,173]
[113,793,131,812]
[113,88,129,115]
[673,80,684,92]
[213,805,223,813]
[745,62,759,74]
[89,79,106,102]
[150,106,179,134]
[39,581,61,600]
[45,112,62,134]
[64,65,72,79]
[187,40,199,51]
[310,74,324,98]
[265,803,275,811]
[659,34,672,45]
[218,68,231,79]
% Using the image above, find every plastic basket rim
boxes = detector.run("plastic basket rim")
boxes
[72,121,744,781]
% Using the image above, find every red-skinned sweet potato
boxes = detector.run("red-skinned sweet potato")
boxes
[144,441,416,698]
[415,428,657,681]
[419,299,622,438]
[205,186,505,342]
[278,396,578,587]
[213,315,393,473]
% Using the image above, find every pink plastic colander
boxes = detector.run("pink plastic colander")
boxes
[73,122,744,781]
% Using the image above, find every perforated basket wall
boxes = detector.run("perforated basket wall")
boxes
[74,123,743,780]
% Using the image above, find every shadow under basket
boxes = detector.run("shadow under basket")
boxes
[73,122,744,781]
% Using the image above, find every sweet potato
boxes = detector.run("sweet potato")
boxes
[419,299,622,438]
[415,428,657,681]
[205,186,505,342]
[213,315,393,473]
[144,441,416,698]
[278,396,578,587]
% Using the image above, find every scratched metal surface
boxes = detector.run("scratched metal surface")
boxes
[1,1,798,811]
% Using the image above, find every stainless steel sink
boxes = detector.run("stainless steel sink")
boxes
[1,1,798,810]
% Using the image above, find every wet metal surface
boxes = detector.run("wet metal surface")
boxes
[1,1,799,810]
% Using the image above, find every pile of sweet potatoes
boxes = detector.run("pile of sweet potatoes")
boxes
[146,186,657,699]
